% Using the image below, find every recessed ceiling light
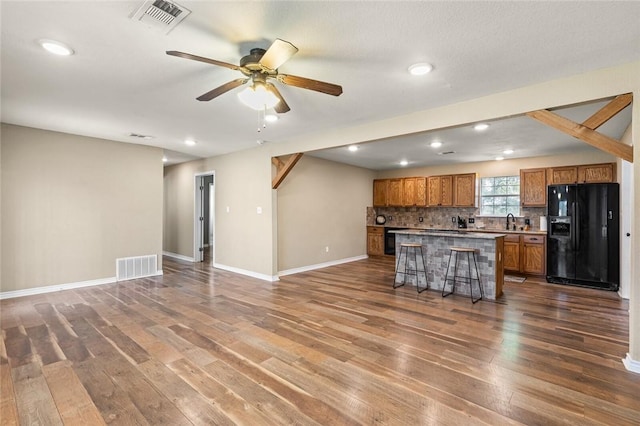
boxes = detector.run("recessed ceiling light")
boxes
[265,114,278,123]
[474,123,490,131]
[185,139,196,146]
[408,63,433,76]
[348,145,359,152]
[503,149,514,155]
[39,39,74,56]
[495,156,504,161]
[430,141,442,148]
[400,160,409,166]
[162,156,168,163]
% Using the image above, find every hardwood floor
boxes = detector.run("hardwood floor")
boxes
[2,256,639,425]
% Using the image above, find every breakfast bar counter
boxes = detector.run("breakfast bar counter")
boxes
[390,229,505,300]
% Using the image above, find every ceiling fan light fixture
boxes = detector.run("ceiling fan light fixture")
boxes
[430,141,442,148]
[348,145,359,152]
[408,63,433,76]
[503,149,514,155]
[474,123,490,131]
[400,160,409,166]
[264,113,278,123]
[238,83,280,110]
[39,39,74,56]
[184,139,196,146]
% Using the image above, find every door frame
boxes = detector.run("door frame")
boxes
[194,170,215,263]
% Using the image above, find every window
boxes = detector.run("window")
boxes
[480,176,520,216]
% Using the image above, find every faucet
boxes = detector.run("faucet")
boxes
[506,213,515,230]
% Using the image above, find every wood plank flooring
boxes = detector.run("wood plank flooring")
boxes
[1,255,639,425]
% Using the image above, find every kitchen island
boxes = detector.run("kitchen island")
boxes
[391,229,505,300]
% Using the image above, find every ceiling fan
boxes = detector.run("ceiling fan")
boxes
[166,39,343,113]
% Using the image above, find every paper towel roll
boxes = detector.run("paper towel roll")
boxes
[540,216,547,232]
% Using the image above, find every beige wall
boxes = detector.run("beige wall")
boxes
[0,124,164,292]
[277,155,375,271]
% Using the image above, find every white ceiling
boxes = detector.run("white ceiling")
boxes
[1,1,638,169]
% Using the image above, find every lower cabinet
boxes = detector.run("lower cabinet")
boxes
[367,226,384,256]
[522,235,545,275]
[503,235,521,272]
[503,233,546,276]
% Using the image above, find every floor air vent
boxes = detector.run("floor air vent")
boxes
[116,255,158,281]
[130,0,191,34]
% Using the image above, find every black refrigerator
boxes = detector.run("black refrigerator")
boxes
[547,183,619,291]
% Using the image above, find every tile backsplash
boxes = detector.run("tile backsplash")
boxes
[368,206,546,231]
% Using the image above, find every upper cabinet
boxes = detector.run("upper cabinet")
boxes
[387,179,403,206]
[577,163,615,183]
[373,177,427,207]
[427,175,453,207]
[403,177,427,207]
[373,179,388,207]
[428,174,476,207]
[374,174,474,208]
[547,166,578,185]
[547,163,615,184]
[520,168,547,207]
[453,173,477,207]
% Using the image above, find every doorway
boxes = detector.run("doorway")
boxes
[194,171,215,264]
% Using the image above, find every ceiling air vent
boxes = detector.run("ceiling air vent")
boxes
[130,0,191,34]
[438,151,456,155]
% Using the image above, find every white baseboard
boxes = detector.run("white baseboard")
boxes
[213,263,279,282]
[1,269,165,300]
[623,353,640,374]
[278,255,369,277]
[163,251,195,262]
[1,276,116,300]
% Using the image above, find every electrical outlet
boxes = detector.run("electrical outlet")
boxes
[468,217,475,224]
[388,216,393,221]
[524,218,531,225]
[418,217,423,222]
[325,246,329,253]
[452,216,456,223]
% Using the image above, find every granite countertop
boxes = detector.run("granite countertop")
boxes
[369,225,546,236]
[389,229,506,239]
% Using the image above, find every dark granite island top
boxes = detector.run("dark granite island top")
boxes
[390,229,505,300]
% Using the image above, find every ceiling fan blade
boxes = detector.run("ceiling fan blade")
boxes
[166,51,240,71]
[259,39,298,71]
[279,74,343,96]
[267,83,290,113]
[196,78,248,101]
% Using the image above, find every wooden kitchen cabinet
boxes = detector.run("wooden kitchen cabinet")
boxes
[387,179,403,206]
[367,226,384,256]
[577,163,615,183]
[520,168,547,207]
[373,179,388,207]
[501,233,546,276]
[503,235,521,273]
[453,173,477,207]
[402,177,427,207]
[547,166,578,184]
[427,175,453,207]
[522,235,545,275]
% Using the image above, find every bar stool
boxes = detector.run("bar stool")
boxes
[394,243,428,293]
[442,246,483,304]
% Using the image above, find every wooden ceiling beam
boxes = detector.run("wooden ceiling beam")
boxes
[526,109,633,163]
[272,153,303,189]
[582,93,633,130]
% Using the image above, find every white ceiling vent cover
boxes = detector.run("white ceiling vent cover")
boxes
[130,0,191,34]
